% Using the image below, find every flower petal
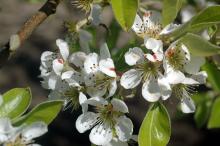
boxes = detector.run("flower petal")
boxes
[84,53,99,74]
[115,116,133,142]
[99,58,116,77]
[125,47,145,66]
[22,122,48,142]
[158,76,172,100]
[56,39,69,61]
[111,98,129,113]
[120,69,143,89]
[90,124,113,145]
[180,5,196,23]
[165,70,185,84]
[180,96,195,113]
[143,11,162,28]
[89,4,102,26]
[69,52,87,68]
[100,43,111,60]
[160,23,180,35]
[132,14,143,34]
[142,78,161,102]
[75,112,98,133]
[191,71,207,84]
[184,56,205,74]
[52,59,64,76]
[107,79,117,98]
[40,51,54,68]
[144,38,163,53]
[79,92,88,113]
[103,139,128,146]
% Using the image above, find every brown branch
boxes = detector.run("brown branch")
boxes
[0,0,62,67]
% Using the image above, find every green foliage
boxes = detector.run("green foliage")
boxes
[166,6,220,39]
[13,100,63,126]
[162,0,183,27]
[180,33,220,56]
[111,0,139,31]
[192,93,212,128]
[138,102,171,146]
[202,61,220,92]
[0,88,31,120]
[208,97,220,128]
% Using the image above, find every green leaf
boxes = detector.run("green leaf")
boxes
[162,0,183,26]
[193,93,212,128]
[111,0,138,31]
[138,102,171,146]
[208,97,220,128]
[202,61,220,92]
[13,100,63,126]
[180,33,220,56]
[166,6,220,39]
[0,88,31,120]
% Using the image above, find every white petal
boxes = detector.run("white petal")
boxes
[120,69,143,89]
[22,122,47,142]
[86,85,107,98]
[52,59,64,76]
[47,75,59,90]
[165,70,185,84]
[89,124,113,145]
[107,79,117,98]
[111,98,129,113]
[100,43,111,60]
[79,92,88,113]
[142,78,161,102]
[181,44,190,61]
[115,116,133,142]
[160,23,180,35]
[40,51,54,67]
[69,52,87,68]
[182,77,199,85]
[61,71,73,80]
[184,56,205,74]
[144,38,163,53]
[84,53,99,74]
[125,47,144,66]
[158,76,172,100]
[180,97,195,113]
[191,71,207,84]
[75,112,98,133]
[132,14,143,34]
[85,97,108,107]
[146,52,163,62]
[99,58,116,77]
[56,39,69,61]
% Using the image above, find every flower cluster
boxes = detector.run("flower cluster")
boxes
[39,8,208,146]
[0,118,47,146]
[120,10,207,113]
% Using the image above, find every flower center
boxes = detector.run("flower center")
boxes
[172,84,196,99]
[166,47,186,71]
[63,87,80,110]
[5,135,29,146]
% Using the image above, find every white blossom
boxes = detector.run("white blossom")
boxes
[0,118,47,146]
[76,97,133,145]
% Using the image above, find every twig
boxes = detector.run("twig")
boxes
[0,0,62,67]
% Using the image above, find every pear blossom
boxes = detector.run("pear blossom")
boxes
[83,43,117,98]
[76,96,133,145]
[120,47,171,102]
[0,118,47,146]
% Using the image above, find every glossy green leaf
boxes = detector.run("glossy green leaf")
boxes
[180,33,220,56]
[138,102,171,146]
[202,61,220,92]
[208,97,220,128]
[13,100,63,126]
[0,88,31,119]
[111,0,138,31]
[166,6,220,39]
[162,0,183,26]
